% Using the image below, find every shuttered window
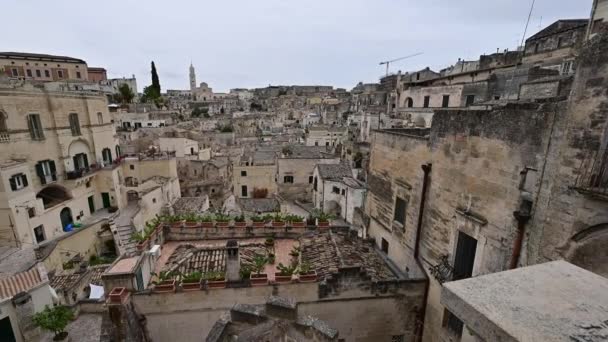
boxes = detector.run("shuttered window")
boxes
[27,114,44,140]
[9,173,28,191]
[36,160,57,185]
[69,113,81,136]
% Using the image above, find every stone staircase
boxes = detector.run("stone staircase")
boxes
[110,203,140,256]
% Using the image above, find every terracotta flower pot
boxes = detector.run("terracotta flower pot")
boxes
[290,221,306,228]
[234,221,247,228]
[181,280,202,291]
[216,222,230,228]
[317,221,330,228]
[252,221,265,228]
[171,221,184,228]
[298,271,317,283]
[275,274,293,284]
[109,287,127,303]
[136,241,148,252]
[153,279,176,293]
[272,221,286,228]
[250,273,268,286]
[201,221,214,228]
[207,278,227,289]
[184,221,199,228]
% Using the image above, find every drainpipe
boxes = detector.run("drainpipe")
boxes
[509,207,531,269]
[414,163,431,342]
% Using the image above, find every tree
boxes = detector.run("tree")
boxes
[151,61,161,95]
[33,305,74,341]
[118,84,134,104]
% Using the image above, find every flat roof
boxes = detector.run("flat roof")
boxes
[107,257,138,274]
[441,261,608,342]
[0,52,86,64]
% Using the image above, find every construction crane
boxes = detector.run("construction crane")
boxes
[379,52,424,76]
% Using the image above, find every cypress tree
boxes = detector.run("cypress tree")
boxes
[151,61,161,97]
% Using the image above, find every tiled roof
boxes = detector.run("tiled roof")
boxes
[300,231,396,281]
[0,267,44,300]
[317,163,352,180]
[50,273,83,292]
[162,243,269,274]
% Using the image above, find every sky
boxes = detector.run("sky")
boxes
[4,0,592,92]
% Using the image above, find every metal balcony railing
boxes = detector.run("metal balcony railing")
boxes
[0,132,9,143]
[429,254,454,284]
[574,148,608,197]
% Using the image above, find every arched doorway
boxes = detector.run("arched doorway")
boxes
[406,97,414,108]
[60,207,73,230]
[562,223,608,277]
[37,185,72,209]
[127,190,139,203]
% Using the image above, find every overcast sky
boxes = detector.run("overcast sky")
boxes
[4,0,591,92]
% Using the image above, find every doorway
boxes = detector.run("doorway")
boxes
[60,207,73,230]
[88,195,95,214]
[0,317,16,342]
[101,193,111,208]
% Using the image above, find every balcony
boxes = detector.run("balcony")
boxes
[0,132,9,143]
[65,165,101,180]
[573,148,608,199]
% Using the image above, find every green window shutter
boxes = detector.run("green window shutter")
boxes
[9,176,16,191]
[21,174,28,187]
[35,162,45,185]
[49,160,57,181]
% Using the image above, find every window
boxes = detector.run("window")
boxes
[416,72,420,81]
[465,95,475,106]
[381,238,389,254]
[557,37,563,48]
[44,70,50,77]
[0,113,7,133]
[284,176,294,183]
[453,231,477,281]
[26,69,32,77]
[332,186,340,194]
[27,114,44,140]
[147,123,152,126]
[241,185,248,197]
[534,43,539,53]
[68,113,81,136]
[241,171,247,177]
[341,189,345,195]
[97,112,103,124]
[34,225,45,243]
[76,71,81,79]
[28,207,36,218]
[423,96,430,108]
[309,176,313,184]
[494,95,500,100]
[152,198,156,203]
[36,160,57,185]
[11,68,19,77]
[9,173,28,191]
[442,95,450,108]
[35,69,41,77]
[406,98,413,108]
[130,165,135,170]
[57,70,64,78]
[393,197,406,225]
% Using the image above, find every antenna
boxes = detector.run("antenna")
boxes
[519,0,536,49]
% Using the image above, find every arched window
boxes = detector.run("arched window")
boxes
[406,98,414,108]
[97,112,103,124]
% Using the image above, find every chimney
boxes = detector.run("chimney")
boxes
[225,240,240,282]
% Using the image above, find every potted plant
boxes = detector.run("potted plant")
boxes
[240,265,252,280]
[169,214,184,228]
[251,215,266,228]
[215,213,231,228]
[151,271,178,293]
[275,262,296,284]
[200,215,214,228]
[234,214,247,228]
[267,252,276,264]
[289,246,300,258]
[287,214,305,227]
[264,237,275,248]
[33,305,74,341]
[184,213,199,228]
[131,231,148,252]
[297,261,317,283]
[316,211,334,228]
[249,254,268,286]
[205,270,227,289]
[262,214,274,224]
[181,271,203,291]
[271,212,286,228]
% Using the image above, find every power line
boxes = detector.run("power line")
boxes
[520,0,537,49]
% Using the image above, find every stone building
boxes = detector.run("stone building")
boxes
[305,125,348,147]
[363,23,608,342]
[312,163,366,224]
[0,81,122,247]
[233,149,277,199]
[0,52,89,81]
[277,146,340,201]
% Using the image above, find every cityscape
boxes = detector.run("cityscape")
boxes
[0,1,607,341]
